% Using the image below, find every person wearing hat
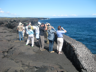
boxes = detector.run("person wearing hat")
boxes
[26,26,34,47]
[17,22,23,41]
[25,22,32,34]
[39,23,47,51]
[47,26,56,53]
[25,22,32,38]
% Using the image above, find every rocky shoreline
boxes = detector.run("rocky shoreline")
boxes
[0,18,96,72]
[0,18,79,72]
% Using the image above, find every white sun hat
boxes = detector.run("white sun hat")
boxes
[19,22,22,26]
[38,22,41,25]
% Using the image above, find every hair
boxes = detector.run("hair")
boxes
[40,23,45,27]
[41,23,44,25]
[58,26,61,30]
[28,26,31,29]
[48,26,52,30]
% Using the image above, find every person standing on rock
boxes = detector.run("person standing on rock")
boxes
[56,26,67,54]
[25,23,29,36]
[25,22,32,38]
[45,23,51,44]
[47,26,56,53]
[26,26,34,47]
[35,25,39,41]
[39,23,47,51]
[22,24,25,37]
[17,22,23,41]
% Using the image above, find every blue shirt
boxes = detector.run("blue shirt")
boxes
[47,29,56,40]
[56,30,65,38]
[27,29,34,35]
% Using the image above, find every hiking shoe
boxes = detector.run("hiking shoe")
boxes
[40,49,45,51]
[20,40,24,42]
[50,51,54,53]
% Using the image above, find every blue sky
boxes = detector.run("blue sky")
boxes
[0,0,96,18]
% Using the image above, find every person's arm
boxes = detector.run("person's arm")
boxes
[17,27,18,30]
[61,27,67,33]
[44,24,47,30]
[51,26,56,32]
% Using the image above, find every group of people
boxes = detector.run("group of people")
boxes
[17,22,67,54]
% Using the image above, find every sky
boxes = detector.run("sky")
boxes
[0,0,96,18]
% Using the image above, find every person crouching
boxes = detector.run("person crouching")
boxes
[26,26,34,47]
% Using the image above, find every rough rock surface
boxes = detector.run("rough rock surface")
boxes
[63,35,96,72]
[0,27,78,72]
[0,18,39,33]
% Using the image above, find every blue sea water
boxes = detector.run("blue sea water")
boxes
[39,18,96,54]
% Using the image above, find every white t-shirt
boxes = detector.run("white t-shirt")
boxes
[36,26,39,33]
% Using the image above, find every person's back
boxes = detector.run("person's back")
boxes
[17,22,23,41]
[39,25,45,36]
[48,29,55,41]
[47,26,56,53]
[17,25,23,31]
[56,30,65,38]
[26,27,34,47]
[56,26,67,54]
[27,29,34,36]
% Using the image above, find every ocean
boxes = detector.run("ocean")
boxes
[39,18,96,54]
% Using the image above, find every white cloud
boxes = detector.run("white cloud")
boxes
[71,14,77,16]
[0,8,18,17]
[61,15,64,16]
[63,15,68,16]
[92,14,96,15]
[0,10,4,13]
[0,8,4,13]
[53,15,56,16]
[59,15,68,17]
[52,14,68,17]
